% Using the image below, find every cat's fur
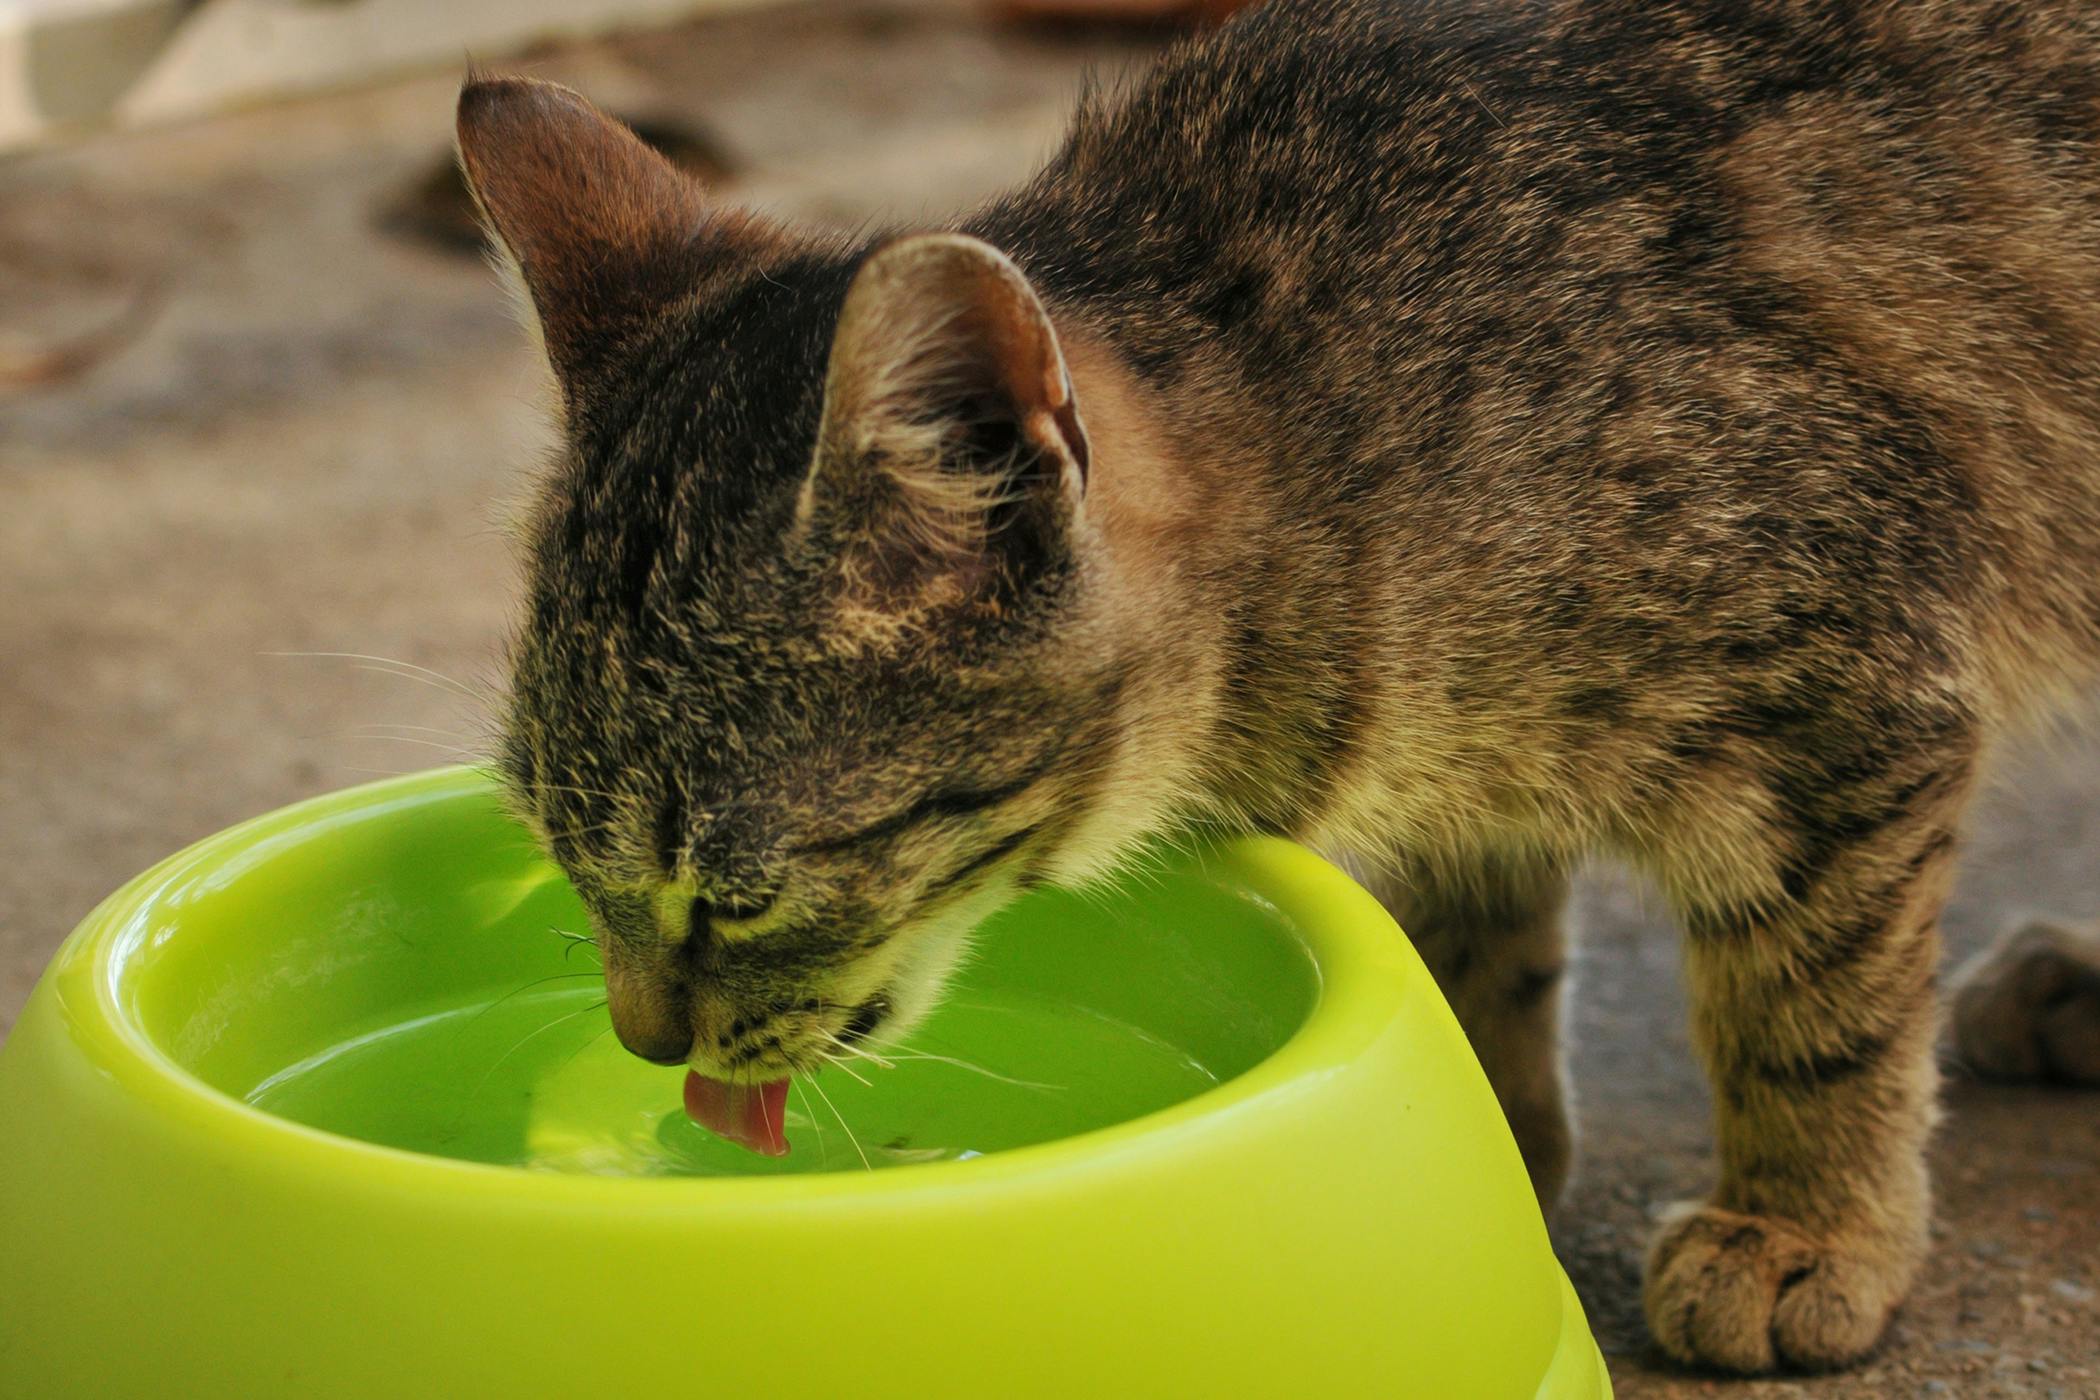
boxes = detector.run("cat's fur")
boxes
[459,0,2100,1373]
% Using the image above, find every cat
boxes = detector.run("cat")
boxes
[457,0,2100,1373]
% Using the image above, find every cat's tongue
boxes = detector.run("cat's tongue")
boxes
[683,1072,791,1157]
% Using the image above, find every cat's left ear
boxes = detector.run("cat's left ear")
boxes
[455,75,729,394]
[800,233,1089,609]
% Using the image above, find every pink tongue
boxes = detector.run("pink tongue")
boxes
[683,1072,791,1157]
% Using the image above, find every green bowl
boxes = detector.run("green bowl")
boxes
[0,768,1608,1397]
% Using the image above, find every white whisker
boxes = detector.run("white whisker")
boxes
[817,1052,873,1089]
[882,1051,1062,1093]
[265,650,485,703]
[344,733,481,758]
[804,1071,870,1172]
[819,1033,896,1072]
[353,722,483,741]
[448,997,607,1139]
[791,1078,829,1160]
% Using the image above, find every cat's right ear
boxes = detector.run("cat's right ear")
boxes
[797,233,1090,624]
[455,75,712,393]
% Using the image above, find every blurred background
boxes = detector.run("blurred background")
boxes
[2,2,2094,1393]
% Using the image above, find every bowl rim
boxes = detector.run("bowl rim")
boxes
[51,766,1419,1205]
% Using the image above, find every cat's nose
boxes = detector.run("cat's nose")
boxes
[603,953,697,1065]
[609,1000,694,1065]
[625,1030,694,1066]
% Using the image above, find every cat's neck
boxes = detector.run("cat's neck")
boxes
[1061,325,1404,840]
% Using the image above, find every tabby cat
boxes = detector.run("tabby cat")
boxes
[458,0,2100,1372]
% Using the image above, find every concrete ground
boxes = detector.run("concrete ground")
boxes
[3,3,2094,1394]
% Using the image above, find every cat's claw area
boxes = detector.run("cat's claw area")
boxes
[1950,920,2100,1085]
[1643,1205,1908,1375]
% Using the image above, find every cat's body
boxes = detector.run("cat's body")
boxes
[459,0,2100,1374]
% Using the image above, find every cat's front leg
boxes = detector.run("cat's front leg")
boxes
[1645,763,1969,1373]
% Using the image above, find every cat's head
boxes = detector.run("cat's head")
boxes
[458,77,1182,1079]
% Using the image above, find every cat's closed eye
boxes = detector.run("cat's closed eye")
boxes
[704,891,776,926]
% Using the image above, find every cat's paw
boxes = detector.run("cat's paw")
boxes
[1643,1205,1910,1373]
[1950,920,2100,1085]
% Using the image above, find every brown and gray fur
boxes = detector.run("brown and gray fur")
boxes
[457,0,2100,1374]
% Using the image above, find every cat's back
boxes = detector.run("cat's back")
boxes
[979,0,2100,705]
[989,0,2100,350]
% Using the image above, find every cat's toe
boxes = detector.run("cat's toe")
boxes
[1951,920,2100,1085]
[1644,1205,1907,1374]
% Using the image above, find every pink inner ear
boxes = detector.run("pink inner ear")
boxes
[803,235,1091,620]
[821,233,1091,494]
[1047,383,1092,489]
[978,277,1090,488]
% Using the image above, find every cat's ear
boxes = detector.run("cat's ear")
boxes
[455,75,713,389]
[800,233,1090,613]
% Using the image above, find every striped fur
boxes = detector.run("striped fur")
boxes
[461,0,2100,1372]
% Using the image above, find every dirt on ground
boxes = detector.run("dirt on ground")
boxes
[2,3,2093,1394]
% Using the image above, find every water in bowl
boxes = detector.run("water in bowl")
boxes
[247,980,1222,1176]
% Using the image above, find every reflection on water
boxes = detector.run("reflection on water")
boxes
[248,982,1219,1177]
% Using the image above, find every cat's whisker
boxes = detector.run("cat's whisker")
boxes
[839,1044,897,1072]
[264,650,487,703]
[748,1062,785,1147]
[349,726,487,754]
[460,969,605,1033]
[873,1051,1062,1093]
[816,1051,873,1089]
[790,1078,829,1160]
[871,1027,1063,1092]
[351,663,472,698]
[452,998,608,1132]
[816,1031,896,1072]
[550,928,601,964]
[545,1021,615,1080]
[330,763,454,780]
[802,1071,870,1172]
[343,732,481,759]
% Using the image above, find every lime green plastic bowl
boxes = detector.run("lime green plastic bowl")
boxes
[0,768,1608,1398]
